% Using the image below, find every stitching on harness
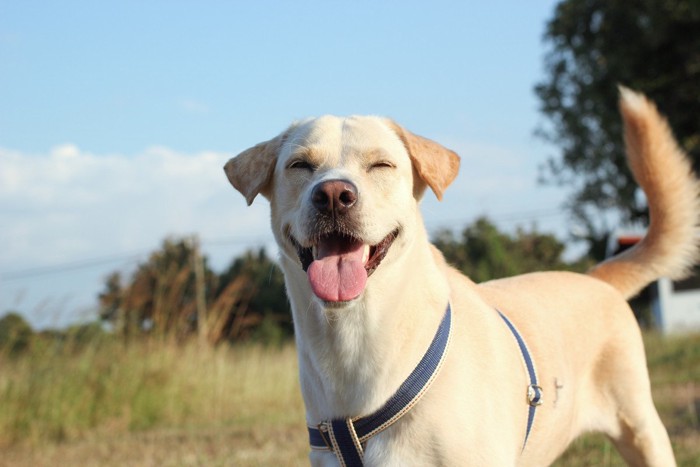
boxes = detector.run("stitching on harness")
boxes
[347,419,364,461]
[357,318,453,441]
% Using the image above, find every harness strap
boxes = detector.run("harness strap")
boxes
[308,304,453,466]
[496,309,543,450]
[326,419,364,467]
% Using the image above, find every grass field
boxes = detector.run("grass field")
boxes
[0,331,698,466]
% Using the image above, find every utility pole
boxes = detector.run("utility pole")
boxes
[191,235,208,346]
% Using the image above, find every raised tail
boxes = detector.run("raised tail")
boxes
[588,87,700,299]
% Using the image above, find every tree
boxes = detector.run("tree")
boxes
[535,0,700,258]
[433,217,590,282]
[98,237,245,343]
[97,238,291,344]
[0,312,33,355]
[217,248,292,342]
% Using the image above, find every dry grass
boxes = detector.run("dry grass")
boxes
[0,340,307,466]
[0,331,698,466]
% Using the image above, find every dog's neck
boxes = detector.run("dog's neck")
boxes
[281,226,450,424]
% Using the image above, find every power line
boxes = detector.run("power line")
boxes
[427,208,565,229]
[0,235,275,282]
[0,252,146,281]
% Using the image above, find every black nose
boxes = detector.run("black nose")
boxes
[311,179,358,216]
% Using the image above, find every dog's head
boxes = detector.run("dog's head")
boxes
[225,116,459,306]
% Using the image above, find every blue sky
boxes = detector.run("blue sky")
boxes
[0,1,571,328]
[2,1,559,153]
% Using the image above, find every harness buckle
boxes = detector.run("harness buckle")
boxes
[527,384,544,407]
[317,421,332,449]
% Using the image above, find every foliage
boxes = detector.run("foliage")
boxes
[98,237,218,340]
[535,0,700,258]
[62,322,109,345]
[0,312,33,356]
[433,217,591,282]
[97,237,291,344]
[217,248,291,343]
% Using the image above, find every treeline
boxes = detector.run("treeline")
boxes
[433,218,592,282]
[0,312,105,356]
[97,238,290,345]
[0,217,592,351]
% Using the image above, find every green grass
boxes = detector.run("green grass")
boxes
[0,331,698,466]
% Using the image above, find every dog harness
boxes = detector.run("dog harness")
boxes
[497,309,543,450]
[308,304,453,467]
[306,305,542,465]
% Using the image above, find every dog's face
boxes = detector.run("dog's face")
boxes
[225,116,460,306]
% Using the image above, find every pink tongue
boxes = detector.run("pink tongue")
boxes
[307,237,368,302]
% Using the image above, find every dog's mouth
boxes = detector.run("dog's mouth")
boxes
[290,229,399,303]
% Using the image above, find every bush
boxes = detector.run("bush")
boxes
[0,312,33,355]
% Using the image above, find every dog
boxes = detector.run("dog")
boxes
[224,88,698,466]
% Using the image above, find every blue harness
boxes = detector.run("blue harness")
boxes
[497,309,544,449]
[307,305,542,465]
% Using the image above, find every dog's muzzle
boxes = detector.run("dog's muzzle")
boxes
[287,179,399,302]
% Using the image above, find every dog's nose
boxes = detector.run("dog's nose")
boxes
[311,179,358,215]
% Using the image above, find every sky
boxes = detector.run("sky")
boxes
[0,0,573,328]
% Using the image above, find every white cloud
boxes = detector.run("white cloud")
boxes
[0,145,271,270]
[0,144,277,326]
[0,140,568,270]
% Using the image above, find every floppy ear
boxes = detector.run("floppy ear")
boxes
[388,121,460,200]
[224,134,284,205]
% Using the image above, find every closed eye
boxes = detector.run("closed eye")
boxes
[369,161,396,170]
[287,159,316,171]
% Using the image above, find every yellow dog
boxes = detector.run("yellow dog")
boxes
[225,88,697,466]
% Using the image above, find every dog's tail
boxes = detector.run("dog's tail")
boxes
[588,87,700,300]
